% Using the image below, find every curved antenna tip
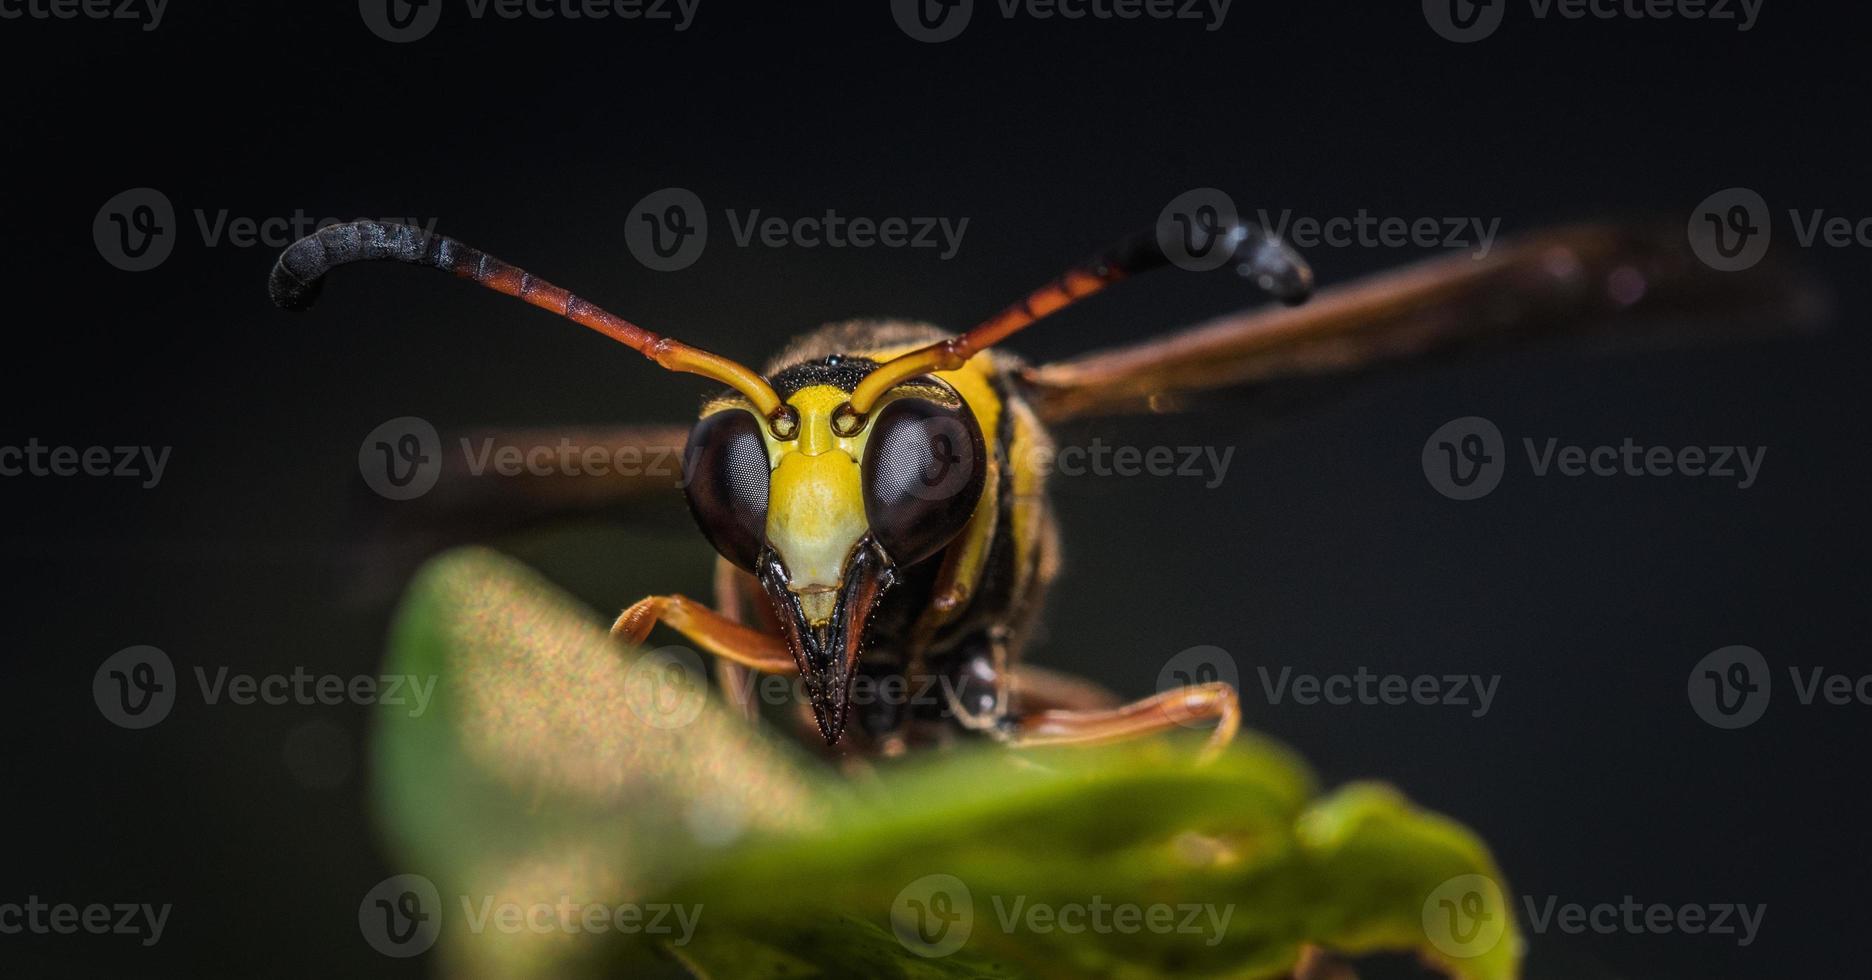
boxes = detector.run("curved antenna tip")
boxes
[1230,228,1314,305]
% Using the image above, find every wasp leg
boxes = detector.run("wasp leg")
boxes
[710,558,763,721]
[1290,945,1356,980]
[350,424,690,599]
[1008,681,1240,762]
[611,594,798,675]
[1010,664,1121,713]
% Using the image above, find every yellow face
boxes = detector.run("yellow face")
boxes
[757,384,874,620]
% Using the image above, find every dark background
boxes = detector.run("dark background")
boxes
[3,2,1865,977]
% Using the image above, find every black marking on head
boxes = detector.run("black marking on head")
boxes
[762,319,954,375]
[767,356,884,399]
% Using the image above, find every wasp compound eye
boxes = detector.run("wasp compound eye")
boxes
[682,409,771,572]
[860,396,988,568]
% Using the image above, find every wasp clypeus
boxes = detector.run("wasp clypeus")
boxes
[269,211,1807,759]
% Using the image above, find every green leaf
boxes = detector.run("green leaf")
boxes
[373,547,829,977]
[374,547,1521,979]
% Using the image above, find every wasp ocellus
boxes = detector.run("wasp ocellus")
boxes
[270,211,1809,759]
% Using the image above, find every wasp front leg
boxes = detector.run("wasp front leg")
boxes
[611,594,798,675]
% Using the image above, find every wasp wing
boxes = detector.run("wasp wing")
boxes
[1018,223,1824,423]
[349,424,692,597]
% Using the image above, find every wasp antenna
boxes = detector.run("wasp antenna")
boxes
[269,221,796,437]
[840,218,1312,422]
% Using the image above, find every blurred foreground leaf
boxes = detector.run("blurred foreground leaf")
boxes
[375,548,1521,979]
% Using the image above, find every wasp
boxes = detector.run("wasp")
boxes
[270,213,1805,758]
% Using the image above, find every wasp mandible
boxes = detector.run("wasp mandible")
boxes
[270,213,1803,759]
